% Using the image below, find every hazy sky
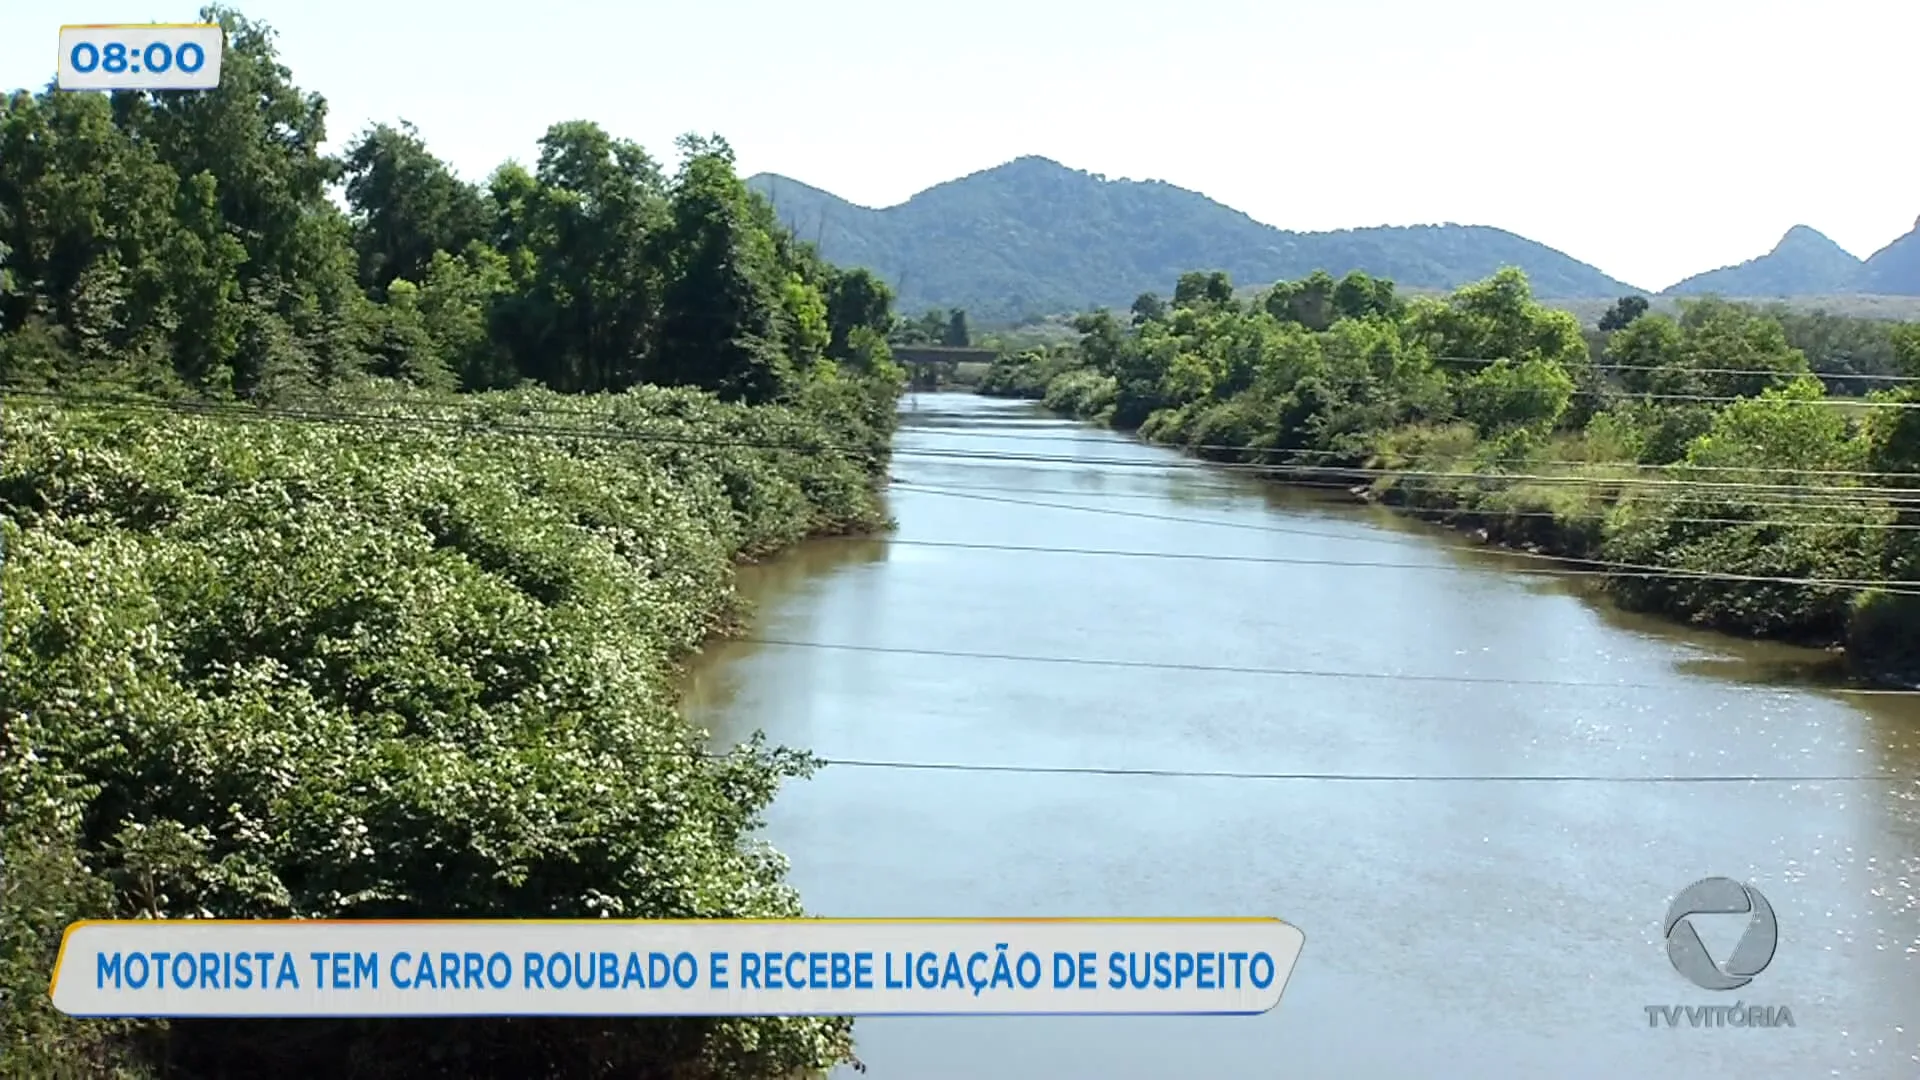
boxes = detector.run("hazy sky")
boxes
[7,0,1917,291]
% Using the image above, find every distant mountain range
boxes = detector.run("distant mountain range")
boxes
[1666,222,1920,297]
[745,156,1920,323]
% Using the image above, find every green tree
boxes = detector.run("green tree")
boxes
[416,242,515,390]
[494,121,668,393]
[341,121,489,296]
[942,308,971,347]
[1455,357,1574,436]
[1071,308,1126,375]
[1265,270,1338,331]
[1130,291,1166,325]
[1598,295,1649,332]
[824,268,894,361]
[1409,267,1588,373]
[653,135,789,402]
[1331,270,1402,323]
[1173,270,1235,309]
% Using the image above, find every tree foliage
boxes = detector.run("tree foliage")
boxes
[981,263,1920,657]
[1,9,895,406]
[0,9,904,1077]
[1598,295,1649,332]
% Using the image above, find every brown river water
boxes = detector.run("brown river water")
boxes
[682,393,1920,1079]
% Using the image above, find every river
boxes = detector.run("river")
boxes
[682,393,1920,1079]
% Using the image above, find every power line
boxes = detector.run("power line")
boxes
[15,388,1910,585]
[907,415,1919,497]
[792,755,1907,785]
[0,387,883,457]
[844,535,1920,591]
[18,380,1920,477]
[904,450,1920,499]
[640,744,1909,784]
[12,386,1920,500]
[896,482,1458,549]
[899,478,1903,534]
[891,486,1920,592]
[896,424,1920,481]
[990,340,1920,386]
[1426,354,1920,385]
[983,368,1920,410]
[733,637,1920,697]
[885,478,1920,531]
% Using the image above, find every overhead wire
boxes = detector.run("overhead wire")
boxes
[831,535,1920,592]
[886,486,1920,592]
[14,383,1920,484]
[893,429,1920,481]
[658,745,1909,785]
[986,344,1920,384]
[729,637,1920,697]
[893,449,1920,498]
[27,380,1918,504]
[1424,353,1920,384]
[14,389,1920,782]
[15,384,1920,560]
[880,477,1920,531]
[14,384,1920,586]
[895,407,1920,479]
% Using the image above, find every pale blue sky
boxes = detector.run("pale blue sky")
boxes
[6,1,1917,291]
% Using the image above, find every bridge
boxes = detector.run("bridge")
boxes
[892,346,1000,390]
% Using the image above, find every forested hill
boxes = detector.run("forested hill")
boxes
[1661,220,1920,298]
[747,156,1638,323]
[1664,226,1871,296]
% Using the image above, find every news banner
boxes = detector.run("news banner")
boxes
[52,918,1307,1018]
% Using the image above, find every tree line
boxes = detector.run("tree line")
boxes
[0,10,905,406]
[982,267,1920,675]
[1,7,906,1078]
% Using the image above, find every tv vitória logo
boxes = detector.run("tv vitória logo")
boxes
[1664,877,1777,991]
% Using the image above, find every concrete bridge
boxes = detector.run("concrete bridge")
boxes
[892,346,999,390]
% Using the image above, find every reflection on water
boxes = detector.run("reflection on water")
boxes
[683,393,1920,1080]
[683,536,891,733]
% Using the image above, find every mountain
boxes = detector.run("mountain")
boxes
[1662,226,1867,296]
[749,156,1638,322]
[1864,216,1920,294]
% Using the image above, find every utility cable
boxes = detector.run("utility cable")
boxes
[841,536,1920,591]
[638,741,1913,784]
[15,384,1920,483]
[12,386,1920,498]
[730,637,1920,697]
[883,478,1920,531]
[15,388,1919,587]
[894,425,1920,481]
[889,486,1920,592]
[683,748,1912,785]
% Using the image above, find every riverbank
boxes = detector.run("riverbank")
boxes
[1004,384,1920,684]
[682,392,1920,1080]
[0,381,893,1078]
[976,272,1920,687]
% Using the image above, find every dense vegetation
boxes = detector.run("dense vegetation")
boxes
[888,307,971,347]
[748,157,1638,323]
[2,8,904,1078]
[981,268,1920,675]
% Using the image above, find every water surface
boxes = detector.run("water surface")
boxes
[684,394,1920,1079]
